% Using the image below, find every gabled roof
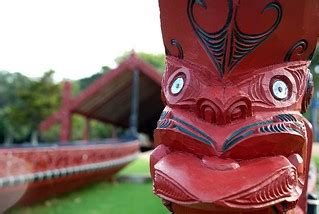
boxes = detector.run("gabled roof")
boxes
[39,55,164,137]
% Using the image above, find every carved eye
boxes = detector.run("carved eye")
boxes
[272,80,289,100]
[170,76,184,95]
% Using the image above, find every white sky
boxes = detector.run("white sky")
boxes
[0,0,164,81]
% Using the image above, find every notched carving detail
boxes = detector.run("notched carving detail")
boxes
[222,167,299,208]
[188,0,282,77]
[284,40,309,62]
[165,39,184,59]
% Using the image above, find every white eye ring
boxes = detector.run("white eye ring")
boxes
[272,80,289,100]
[171,77,184,95]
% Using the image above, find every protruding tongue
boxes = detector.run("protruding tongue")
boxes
[154,152,300,204]
[202,156,240,171]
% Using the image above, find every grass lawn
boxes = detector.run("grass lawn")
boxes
[7,157,168,214]
[118,157,150,175]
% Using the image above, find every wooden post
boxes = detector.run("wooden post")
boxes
[60,81,72,143]
[60,111,71,143]
[151,0,319,213]
[129,69,140,137]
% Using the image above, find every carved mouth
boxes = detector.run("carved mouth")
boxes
[153,112,306,210]
[153,151,303,209]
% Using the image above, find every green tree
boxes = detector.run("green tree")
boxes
[39,123,61,143]
[5,70,61,144]
[0,71,31,143]
[77,66,111,92]
[71,66,111,97]
[90,120,113,139]
[0,71,31,108]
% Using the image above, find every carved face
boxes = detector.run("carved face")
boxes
[151,58,313,213]
[151,0,318,213]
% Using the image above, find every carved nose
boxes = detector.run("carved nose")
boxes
[198,98,252,125]
[226,99,252,123]
[198,100,222,125]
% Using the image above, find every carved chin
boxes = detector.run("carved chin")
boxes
[152,149,304,210]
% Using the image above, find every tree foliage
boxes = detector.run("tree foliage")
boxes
[4,70,61,142]
[0,71,31,142]
[0,71,31,107]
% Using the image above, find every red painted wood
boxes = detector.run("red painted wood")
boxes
[0,165,125,207]
[151,0,319,213]
[59,81,73,142]
[60,110,71,143]
[0,140,139,209]
[0,141,138,174]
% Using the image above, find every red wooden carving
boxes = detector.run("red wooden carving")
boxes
[150,0,319,213]
[0,141,139,208]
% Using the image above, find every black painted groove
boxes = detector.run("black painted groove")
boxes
[187,0,282,77]
[226,120,273,142]
[159,111,169,120]
[158,119,173,129]
[223,130,255,151]
[284,39,309,62]
[169,39,184,59]
[172,116,216,147]
[275,114,297,122]
[174,124,212,146]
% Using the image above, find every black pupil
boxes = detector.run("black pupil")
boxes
[278,86,283,93]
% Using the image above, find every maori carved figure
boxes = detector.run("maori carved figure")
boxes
[150,0,319,213]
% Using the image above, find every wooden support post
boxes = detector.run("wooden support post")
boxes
[60,81,73,143]
[129,69,140,138]
[60,111,71,143]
